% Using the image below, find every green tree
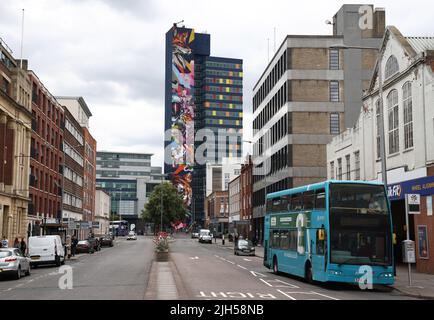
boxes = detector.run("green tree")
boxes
[141,182,187,232]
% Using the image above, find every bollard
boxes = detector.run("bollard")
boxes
[222,234,225,246]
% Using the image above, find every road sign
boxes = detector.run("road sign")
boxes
[407,194,420,214]
[92,221,100,229]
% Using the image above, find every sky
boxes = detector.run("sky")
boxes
[0,0,433,168]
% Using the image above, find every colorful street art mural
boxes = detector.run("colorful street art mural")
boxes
[169,26,195,208]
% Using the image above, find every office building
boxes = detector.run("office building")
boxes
[251,4,385,243]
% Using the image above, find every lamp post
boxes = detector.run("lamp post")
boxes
[329,44,387,187]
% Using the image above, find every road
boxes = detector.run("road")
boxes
[0,236,154,300]
[0,234,418,300]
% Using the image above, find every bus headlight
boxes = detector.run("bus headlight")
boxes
[379,272,394,278]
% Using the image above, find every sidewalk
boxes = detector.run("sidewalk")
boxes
[392,266,434,299]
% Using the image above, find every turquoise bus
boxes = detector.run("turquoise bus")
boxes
[263,180,394,285]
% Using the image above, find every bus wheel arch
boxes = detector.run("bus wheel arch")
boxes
[305,260,313,284]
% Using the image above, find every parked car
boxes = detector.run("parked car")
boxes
[191,231,199,239]
[0,248,31,279]
[28,235,65,267]
[100,234,114,247]
[126,231,137,241]
[234,239,255,256]
[76,240,95,254]
[198,229,212,244]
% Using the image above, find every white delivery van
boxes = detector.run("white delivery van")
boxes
[28,235,65,267]
[198,229,212,244]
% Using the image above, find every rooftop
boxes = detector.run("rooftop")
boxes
[406,37,434,53]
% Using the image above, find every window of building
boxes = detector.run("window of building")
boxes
[376,100,382,159]
[330,81,340,102]
[329,49,339,70]
[354,151,360,180]
[345,155,351,180]
[403,82,413,150]
[387,90,399,154]
[385,55,399,79]
[330,161,335,180]
[337,158,342,180]
[330,113,340,135]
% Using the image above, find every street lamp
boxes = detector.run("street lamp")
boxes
[329,44,387,187]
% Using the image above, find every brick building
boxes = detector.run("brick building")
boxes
[251,4,386,243]
[205,191,229,237]
[27,70,64,236]
[82,127,96,224]
[0,39,32,243]
[240,156,253,237]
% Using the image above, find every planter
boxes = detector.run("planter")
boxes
[155,250,169,262]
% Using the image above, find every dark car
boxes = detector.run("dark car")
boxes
[100,234,114,247]
[234,239,255,256]
[76,240,94,254]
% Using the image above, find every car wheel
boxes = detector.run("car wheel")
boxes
[25,266,31,276]
[15,266,21,280]
[273,257,279,275]
[305,262,313,284]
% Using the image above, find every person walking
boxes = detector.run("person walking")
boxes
[71,235,78,257]
[20,238,27,255]
[1,236,8,248]
[13,237,20,249]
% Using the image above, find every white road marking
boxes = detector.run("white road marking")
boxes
[4,288,13,292]
[190,256,199,260]
[237,265,247,270]
[227,260,235,265]
[250,271,268,278]
[27,279,34,283]
[310,291,340,300]
[15,284,23,288]
[214,255,220,258]
[259,278,300,289]
[276,289,297,300]
[243,258,252,262]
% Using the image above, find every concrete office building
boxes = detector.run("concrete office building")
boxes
[165,24,243,225]
[0,39,32,243]
[327,26,434,273]
[96,151,164,232]
[251,4,385,243]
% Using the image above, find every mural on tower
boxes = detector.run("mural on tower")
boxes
[169,26,196,208]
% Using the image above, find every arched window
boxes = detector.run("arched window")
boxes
[385,55,399,79]
[387,90,399,154]
[403,82,413,149]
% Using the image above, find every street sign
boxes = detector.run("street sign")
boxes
[79,221,90,229]
[68,220,77,230]
[92,221,100,229]
[402,240,416,263]
[406,194,420,214]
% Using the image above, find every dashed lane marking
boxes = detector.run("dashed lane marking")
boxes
[243,258,252,262]
[227,260,235,265]
[237,265,247,270]
[250,271,268,278]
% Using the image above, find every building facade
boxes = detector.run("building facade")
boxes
[27,70,64,237]
[228,175,240,223]
[0,39,32,243]
[82,127,96,224]
[240,156,253,238]
[96,151,163,232]
[251,4,385,243]
[95,188,110,235]
[327,26,434,273]
[205,190,229,237]
[165,24,243,225]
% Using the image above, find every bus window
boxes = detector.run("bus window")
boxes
[266,199,274,213]
[291,193,303,211]
[271,230,280,249]
[281,195,290,212]
[303,191,315,210]
[289,230,298,251]
[315,189,326,210]
[280,230,289,250]
[272,198,281,212]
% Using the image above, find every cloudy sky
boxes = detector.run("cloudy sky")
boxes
[0,0,432,168]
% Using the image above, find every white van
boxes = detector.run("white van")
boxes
[198,229,212,244]
[28,235,65,267]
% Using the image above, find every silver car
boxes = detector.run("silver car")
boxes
[0,248,31,279]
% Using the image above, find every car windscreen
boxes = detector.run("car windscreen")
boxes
[237,240,253,247]
[0,250,12,258]
[78,241,88,245]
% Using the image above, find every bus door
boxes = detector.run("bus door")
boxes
[312,227,327,280]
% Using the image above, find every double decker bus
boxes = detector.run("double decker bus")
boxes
[263,180,394,285]
[109,220,129,236]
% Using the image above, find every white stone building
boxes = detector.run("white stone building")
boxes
[95,189,110,235]
[327,26,434,273]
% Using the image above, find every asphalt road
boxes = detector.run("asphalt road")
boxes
[170,233,417,300]
[0,236,154,300]
[0,234,419,300]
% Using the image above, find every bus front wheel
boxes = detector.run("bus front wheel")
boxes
[305,261,313,284]
[273,257,279,274]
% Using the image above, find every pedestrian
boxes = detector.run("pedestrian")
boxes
[13,237,20,249]
[66,235,72,259]
[71,235,78,257]
[1,236,8,248]
[20,238,27,255]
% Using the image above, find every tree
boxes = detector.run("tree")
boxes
[141,182,187,232]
